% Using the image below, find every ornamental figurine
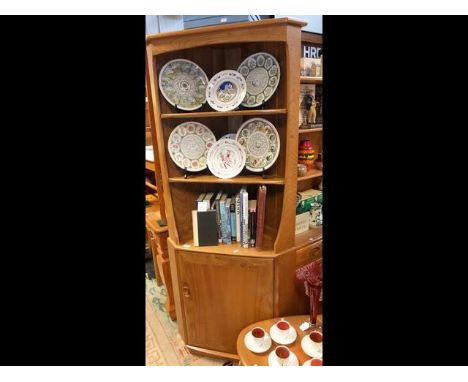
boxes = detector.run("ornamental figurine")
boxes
[306,94,317,124]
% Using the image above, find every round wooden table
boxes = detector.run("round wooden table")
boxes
[236,315,322,366]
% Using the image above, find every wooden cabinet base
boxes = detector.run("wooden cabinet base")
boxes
[186,345,240,362]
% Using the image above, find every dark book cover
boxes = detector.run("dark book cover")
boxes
[196,210,218,246]
[255,185,267,249]
[213,190,224,243]
[230,198,236,242]
[249,200,257,247]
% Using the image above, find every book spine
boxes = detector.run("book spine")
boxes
[219,199,226,244]
[235,193,241,243]
[241,190,249,248]
[215,200,222,243]
[197,193,207,211]
[230,200,236,242]
[192,210,199,246]
[249,209,256,247]
[255,186,267,249]
[225,202,232,244]
[214,191,223,244]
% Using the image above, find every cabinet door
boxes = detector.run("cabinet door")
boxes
[179,251,274,354]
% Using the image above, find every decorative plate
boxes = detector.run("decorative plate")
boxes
[244,330,272,354]
[158,59,209,111]
[269,324,298,346]
[206,70,247,111]
[168,122,216,172]
[237,52,280,107]
[207,139,246,179]
[267,350,299,366]
[301,334,323,359]
[220,133,236,140]
[236,118,280,172]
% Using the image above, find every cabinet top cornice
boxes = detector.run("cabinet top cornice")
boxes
[146,17,307,45]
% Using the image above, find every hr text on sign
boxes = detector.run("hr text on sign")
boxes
[303,45,322,58]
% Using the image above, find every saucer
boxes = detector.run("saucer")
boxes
[244,330,272,354]
[301,334,322,358]
[269,324,297,345]
[267,349,299,366]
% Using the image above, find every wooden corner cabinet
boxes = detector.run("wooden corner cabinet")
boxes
[146,18,321,360]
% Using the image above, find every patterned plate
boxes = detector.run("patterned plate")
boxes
[236,118,280,172]
[207,139,246,179]
[206,70,247,111]
[158,59,209,111]
[220,133,236,140]
[237,52,280,108]
[168,122,216,172]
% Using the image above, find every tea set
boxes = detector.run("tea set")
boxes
[243,318,322,366]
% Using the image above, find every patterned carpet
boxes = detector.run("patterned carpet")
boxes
[145,274,227,366]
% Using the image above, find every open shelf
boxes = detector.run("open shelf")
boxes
[176,240,275,258]
[145,181,157,191]
[161,109,287,119]
[300,76,323,84]
[146,160,155,171]
[169,174,285,185]
[294,226,323,248]
[299,127,323,134]
[297,169,322,182]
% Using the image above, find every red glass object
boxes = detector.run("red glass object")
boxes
[296,259,322,326]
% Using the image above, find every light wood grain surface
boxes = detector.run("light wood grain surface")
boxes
[146,17,322,358]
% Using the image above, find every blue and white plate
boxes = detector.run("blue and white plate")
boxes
[206,70,247,112]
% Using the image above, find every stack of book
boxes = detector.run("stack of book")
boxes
[192,185,267,249]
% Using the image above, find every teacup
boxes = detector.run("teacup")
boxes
[251,327,266,347]
[274,346,290,366]
[310,331,323,344]
[310,358,322,366]
[275,319,291,338]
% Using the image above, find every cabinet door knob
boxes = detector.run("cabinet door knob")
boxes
[183,284,191,298]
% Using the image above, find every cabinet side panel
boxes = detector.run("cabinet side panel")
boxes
[167,239,187,341]
[274,25,302,253]
[274,249,299,317]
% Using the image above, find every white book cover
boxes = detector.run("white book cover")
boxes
[225,197,232,244]
[235,193,241,242]
[241,189,249,248]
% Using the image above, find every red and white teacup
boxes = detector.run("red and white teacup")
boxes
[251,327,266,346]
[275,319,291,338]
[274,345,290,366]
[308,358,322,366]
[310,330,323,344]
